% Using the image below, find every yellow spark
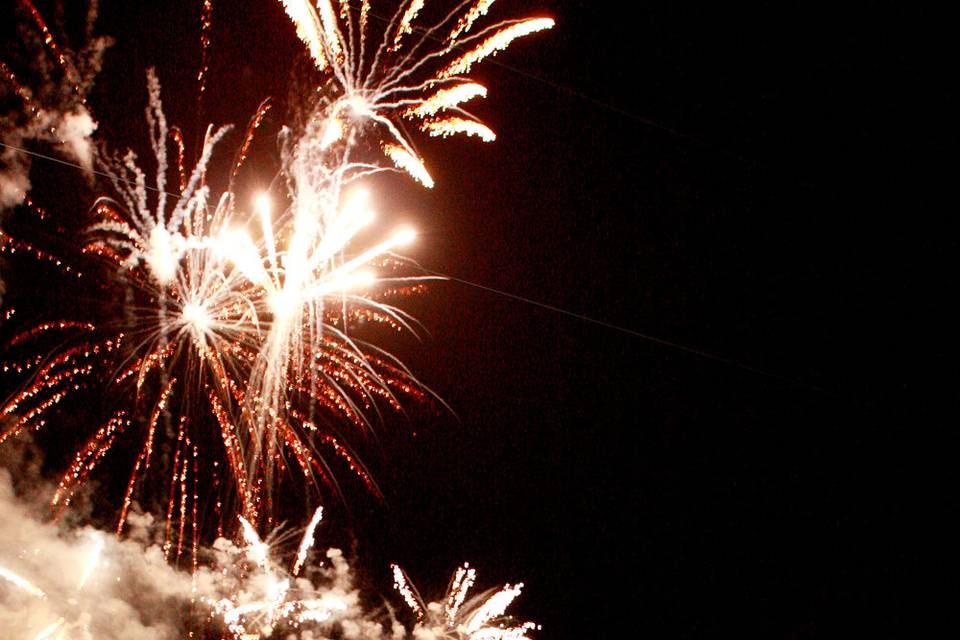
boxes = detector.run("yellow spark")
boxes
[406,83,488,118]
[383,144,434,188]
[392,0,426,49]
[292,506,324,576]
[360,0,370,34]
[422,117,496,142]
[449,0,497,42]
[316,0,345,61]
[440,18,555,78]
[278,0,329,70]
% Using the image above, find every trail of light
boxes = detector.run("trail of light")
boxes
[76,534,104,591]
[405,82,487,118]
[440,18,556,78]
[279,0,329,69]
[446,562,477,624]
[392,0,426,49]
[0,565,47,598]
[383,144,434,187]
[31,618,65,640]
[464,583,524,635]
[292,506,324,576]
[391,563,424,621]
[449,0,497,41]
[240,516,269,569]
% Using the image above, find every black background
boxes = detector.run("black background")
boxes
[3,1,944,638]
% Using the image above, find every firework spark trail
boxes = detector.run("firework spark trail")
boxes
[197,0,214,99]
[293,506,324,576]
[0,565,46,599]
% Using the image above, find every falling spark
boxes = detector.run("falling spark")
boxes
[449,0,497,41]
[32,618,66,640]
[392,0,427,49]
[279,0,329,69]
[392,563,425,622]
[405,83,488,118]
[422,117,497,142]
[383,144,434,188]
[293,506,324,576]
[446,563,477,624]
[440,18,556,78]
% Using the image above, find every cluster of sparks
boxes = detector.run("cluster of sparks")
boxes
[1,1,552,637]
[393,561,538,640]
[199,508,538,640]
[203,508,353,639]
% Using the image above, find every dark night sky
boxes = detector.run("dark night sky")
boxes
[3,1,945,638]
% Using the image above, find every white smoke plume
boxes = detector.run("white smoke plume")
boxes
[0,439,535,640]
[1,0,108,208]
[0,457,401,639]
[0,467,190,639]
[0,106,98,209]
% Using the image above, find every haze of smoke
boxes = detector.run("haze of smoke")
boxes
[0,440,404,640]
[0,107,98,208]
[0,466,190,639]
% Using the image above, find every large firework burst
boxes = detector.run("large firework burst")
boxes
[2,0,552,549]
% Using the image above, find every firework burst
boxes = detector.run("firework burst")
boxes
[277,0,554,187]
[2,65,435,539]
[393,562,539,640]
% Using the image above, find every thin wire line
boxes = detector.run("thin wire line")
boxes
[416,266,829,393]
[2,139,823,392]
[0,140,187,200]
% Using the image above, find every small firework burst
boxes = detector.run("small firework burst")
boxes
[393,562,539,640]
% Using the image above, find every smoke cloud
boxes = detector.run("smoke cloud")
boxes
[0,438,401,640]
